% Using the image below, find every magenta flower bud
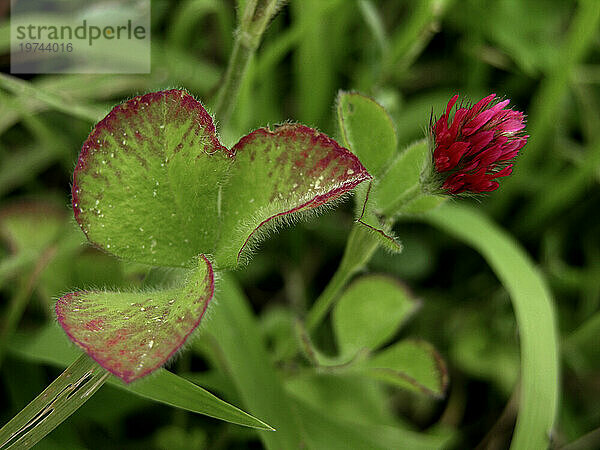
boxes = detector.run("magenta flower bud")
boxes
[426,94,528,194]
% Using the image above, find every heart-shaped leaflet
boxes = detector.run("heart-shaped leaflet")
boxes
[56,255,214,382]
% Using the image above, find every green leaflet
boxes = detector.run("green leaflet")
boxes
[304,271,448,399]
[353,339,448,398]
[72,90,231,268]
[216,124,370,267]
[336,91,397,178]
[333,275,419,357]
[375,139,430,215]
[56,255,214,383]
[336,91,404,241]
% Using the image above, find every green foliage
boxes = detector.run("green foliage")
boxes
[74,89,369,270]
[58,86,369,391]
[0,354,108,449]
[420,203,559,450]
[335,93,442,255]
[203,274,453,449]
[375,139,435,215]
[1,0,598,448]
[337,91,397,177]
[355,339,448,397]
[55,256,214,383]
[215,124,370,267]
[333,275,419,356]
[202,274,302,449]
[72,90,231,269]
[292,397,454,450]
[9,323,273,431]
[303,272,448,399]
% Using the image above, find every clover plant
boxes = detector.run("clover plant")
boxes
[59,88,371,383]
[0,2,560,449]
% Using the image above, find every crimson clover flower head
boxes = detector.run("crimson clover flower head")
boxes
[425,94,528,195]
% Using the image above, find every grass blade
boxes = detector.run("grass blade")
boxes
[8,324,274,431]
[0,73,105,123]
[0,354,108,450]
[120,369,274,431]
[203,274,303,449]
[419,203,559,450]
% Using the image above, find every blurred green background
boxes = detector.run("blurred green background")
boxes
[1,0,599,448]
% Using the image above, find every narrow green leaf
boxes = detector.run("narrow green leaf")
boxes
[8,325,274,431]
[55,255,214,383]
[292,0,336,127]
[121,367,273,431]
[354,339,448,398]
[0,354,108,450]
[333,275,419,356]
[336,91,397,177]
[0,73,106,123]
[203,274,303,449]
[420,203,559,450]
[357,0,389,53]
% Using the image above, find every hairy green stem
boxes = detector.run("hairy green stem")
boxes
[305,224,378,332]
[306,183,424,332]
[212,0,281,128]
